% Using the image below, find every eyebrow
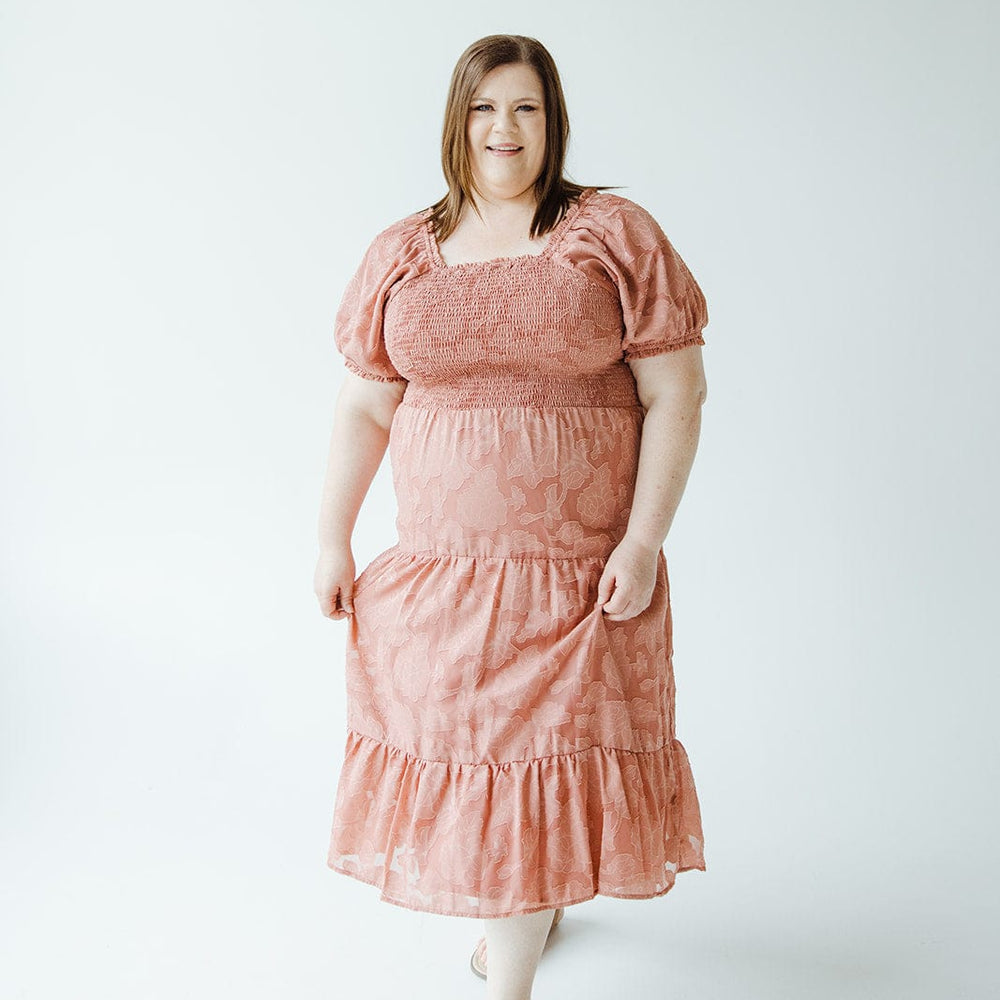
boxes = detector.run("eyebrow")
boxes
[470,96,542,103]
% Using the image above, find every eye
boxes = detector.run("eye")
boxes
[470,103,539,112]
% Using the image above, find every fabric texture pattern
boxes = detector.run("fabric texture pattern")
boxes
[327,187,708,918]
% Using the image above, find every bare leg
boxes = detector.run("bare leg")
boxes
[483,907,558,1000]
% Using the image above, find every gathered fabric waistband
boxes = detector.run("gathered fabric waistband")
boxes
[400,372,642,409]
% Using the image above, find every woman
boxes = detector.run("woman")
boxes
[314,33,709,1000]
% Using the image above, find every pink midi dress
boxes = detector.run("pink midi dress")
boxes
[327,186,708,918]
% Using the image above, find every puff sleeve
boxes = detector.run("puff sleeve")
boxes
[333,228,408,383]
[602,199,709,360]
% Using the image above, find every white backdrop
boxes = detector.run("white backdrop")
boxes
[2,2,997,998]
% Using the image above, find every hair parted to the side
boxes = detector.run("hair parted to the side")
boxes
[425,34,620,242]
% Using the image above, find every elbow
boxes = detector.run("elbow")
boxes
[691,369,708,406]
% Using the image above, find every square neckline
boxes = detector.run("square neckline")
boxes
[421,188,596,271]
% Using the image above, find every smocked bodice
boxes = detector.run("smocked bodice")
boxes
[334,187,708,409]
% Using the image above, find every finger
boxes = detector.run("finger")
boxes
[603,577,638,613]
[604,604,636,621]
[602,588,630,615]
[597,572,615,608]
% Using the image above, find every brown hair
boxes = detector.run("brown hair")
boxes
[425,34,619,242]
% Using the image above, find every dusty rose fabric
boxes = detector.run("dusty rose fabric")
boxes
[327,187,708,918]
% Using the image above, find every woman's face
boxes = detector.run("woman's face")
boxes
[465,62,547,201]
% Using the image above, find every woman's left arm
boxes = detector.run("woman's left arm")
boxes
[597,346,708,621]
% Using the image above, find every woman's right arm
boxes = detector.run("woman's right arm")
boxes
[314,370,407,619]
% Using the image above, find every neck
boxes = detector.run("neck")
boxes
[466,184,537,226]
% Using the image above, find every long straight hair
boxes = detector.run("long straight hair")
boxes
[425,34,619,242]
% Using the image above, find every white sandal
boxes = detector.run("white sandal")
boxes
[470,906,565,980]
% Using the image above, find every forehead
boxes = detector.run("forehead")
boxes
[473,62,544,98]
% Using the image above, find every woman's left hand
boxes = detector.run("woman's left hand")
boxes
[597,536,660,621]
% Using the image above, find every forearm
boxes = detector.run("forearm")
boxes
[317,399,392,555]
[623,392,704,553]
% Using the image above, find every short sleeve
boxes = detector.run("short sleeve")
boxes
[333,229,408,383]
[602,200,709,361]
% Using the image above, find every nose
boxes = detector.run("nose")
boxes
[493,107,519,133]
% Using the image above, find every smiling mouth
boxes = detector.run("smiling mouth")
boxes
[487,145,523,150]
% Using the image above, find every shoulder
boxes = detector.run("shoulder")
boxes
[346,207,431,283]
[363,208,428,255]
[577,189,670,245]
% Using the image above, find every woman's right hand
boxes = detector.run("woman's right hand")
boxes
[313,547,356,620]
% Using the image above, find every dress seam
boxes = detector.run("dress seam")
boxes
[387,548,624,563]
[624,332,707,359]
[342,355,408,383]
[346,727,677,768]
[398,399,645,412]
